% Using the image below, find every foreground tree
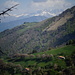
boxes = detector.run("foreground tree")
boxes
[0,4,19,23]
[0,4,19,16]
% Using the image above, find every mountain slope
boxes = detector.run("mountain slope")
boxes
[0,6,75,55]
[0,16,47,32]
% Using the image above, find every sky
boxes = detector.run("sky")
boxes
[0,0,75,19]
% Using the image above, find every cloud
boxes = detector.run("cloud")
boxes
[9,13,29,17]
[1,0,74,20]
[33,0,48,2]
[30,0,72,14]
[34,0,71,8]
[4,0,19,7]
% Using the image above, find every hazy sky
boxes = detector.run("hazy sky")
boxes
[0,0,75,17]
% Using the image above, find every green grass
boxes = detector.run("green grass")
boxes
[5,45,75,69]
[34,45,75,56]
[38,62,46,67]
[16,22,38,34]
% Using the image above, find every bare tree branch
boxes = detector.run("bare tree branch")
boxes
[0,4,19,16]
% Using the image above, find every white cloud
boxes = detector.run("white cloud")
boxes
[4,0,19,7]
[29,0,72,15]
[15,14,28,17]
[1,0,74,21]
[9,13,29,17]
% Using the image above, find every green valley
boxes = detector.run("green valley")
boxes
[0,44,75,75]
[0,6,75,75]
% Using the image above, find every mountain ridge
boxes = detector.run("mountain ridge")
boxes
[0,16,47,32]
[0,6,75,55]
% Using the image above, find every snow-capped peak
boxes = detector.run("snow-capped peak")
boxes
[34,11,56,17]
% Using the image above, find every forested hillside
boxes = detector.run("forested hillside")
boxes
[0,16,47,32]
[0,6,75,55]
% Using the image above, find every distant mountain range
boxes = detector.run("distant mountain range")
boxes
[0,6,75,55]
[0,16,47,32]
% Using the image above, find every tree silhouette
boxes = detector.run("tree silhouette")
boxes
[0,4,19,23]
[0,4,19,16]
